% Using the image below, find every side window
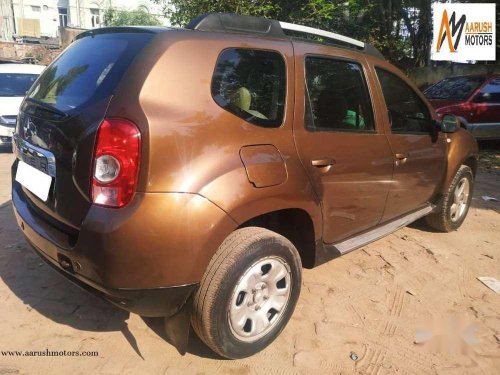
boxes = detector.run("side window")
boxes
[211,48,286,128]
[477,78,500,103]
[305,56,375,132]
[376,68,432,134]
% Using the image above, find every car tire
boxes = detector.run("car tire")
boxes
[191,226,302,359]
[426,165,474,232]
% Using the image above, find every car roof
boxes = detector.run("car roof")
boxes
[0,63,45,74]
[76,14,385,60]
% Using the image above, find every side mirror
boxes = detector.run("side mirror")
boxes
[440,114,460,133]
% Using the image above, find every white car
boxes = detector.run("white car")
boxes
[0,64,45,148]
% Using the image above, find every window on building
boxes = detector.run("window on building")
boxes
[91,9,100,28]
[58,7,68,28]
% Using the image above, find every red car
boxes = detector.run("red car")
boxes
[424,74,500,140]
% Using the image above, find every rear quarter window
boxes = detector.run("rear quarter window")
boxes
[211,48,286,128]
[28,33,153,113]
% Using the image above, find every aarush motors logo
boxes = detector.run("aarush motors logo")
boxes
[431,3,496,61]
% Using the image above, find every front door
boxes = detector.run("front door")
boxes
[374,67,447,221]
[293,43,393,244]
[470,77,500,139]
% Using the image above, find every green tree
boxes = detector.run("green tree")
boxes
[104,7,162,26]
[150,0,453,68]
[152,0,343,29]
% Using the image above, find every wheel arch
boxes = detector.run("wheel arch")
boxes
[237,207,320,269]
[440,129,479,195]
[462,155,478,177]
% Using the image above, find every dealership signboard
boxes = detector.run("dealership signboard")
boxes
[431,3,496,61]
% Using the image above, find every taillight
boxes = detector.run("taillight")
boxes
[92,118,141,208]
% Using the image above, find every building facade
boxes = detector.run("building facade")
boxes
[0,0,168,41]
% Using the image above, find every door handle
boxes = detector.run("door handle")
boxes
[394,153,408,166]
[311,158,336,172]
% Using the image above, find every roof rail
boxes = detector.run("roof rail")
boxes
[279,21,364,49]
[186,13,384,60]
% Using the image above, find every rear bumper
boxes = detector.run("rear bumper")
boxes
[11,161,237,316]
[466,122,500,140]
[13,188,198,317]
[27,235,197,317]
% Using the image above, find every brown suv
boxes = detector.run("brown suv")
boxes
[11,13,478,358]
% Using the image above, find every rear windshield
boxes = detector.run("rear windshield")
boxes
[424,76,485,101]
[28,33,153,112]
[0,73,39,97]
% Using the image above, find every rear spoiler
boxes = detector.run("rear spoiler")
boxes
[76,26,169,40]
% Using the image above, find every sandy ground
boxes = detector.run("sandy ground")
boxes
[0,147,499,375]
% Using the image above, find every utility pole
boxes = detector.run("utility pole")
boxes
[10,0,16,35]
[9,0,17,35]
[76,0,81,27]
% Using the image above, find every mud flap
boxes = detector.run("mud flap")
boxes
[164,292,194,355]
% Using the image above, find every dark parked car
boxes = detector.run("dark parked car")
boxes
[11,13,478,358]
[425,74,500,140]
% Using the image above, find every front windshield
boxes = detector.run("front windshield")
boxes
[424,76,485,101]
[0,73,39,97]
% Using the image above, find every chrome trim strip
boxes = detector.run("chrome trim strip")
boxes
[334,205,434,254]
[468,122,500,127]
[13,134,56,177]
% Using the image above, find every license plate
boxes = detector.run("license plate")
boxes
[15,160,52,201]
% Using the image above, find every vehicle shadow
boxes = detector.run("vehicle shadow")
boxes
[0,200,143,358]
[0,199,218,359]
[142,317,226,360]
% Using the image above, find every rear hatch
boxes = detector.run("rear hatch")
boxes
[14,30,155,230]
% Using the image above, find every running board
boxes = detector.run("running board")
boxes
[334,205,434,255]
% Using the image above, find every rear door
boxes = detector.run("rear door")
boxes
[373,66,446,222]
[14,31,154,229]
[292,42,393,244]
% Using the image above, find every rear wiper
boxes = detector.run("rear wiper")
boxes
[24,97,68,119]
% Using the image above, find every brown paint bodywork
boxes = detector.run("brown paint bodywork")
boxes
[442,128,479,191]
[291,42,395,243]
[240,145,288,188]
[109,32,322,238]
[13,28,478,296]
[364,58,449,221]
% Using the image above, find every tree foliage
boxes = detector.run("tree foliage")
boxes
[152,0,497,68]
[104,7,161,27]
